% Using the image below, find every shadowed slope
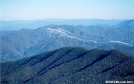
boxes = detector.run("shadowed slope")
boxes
[1,47,134,84]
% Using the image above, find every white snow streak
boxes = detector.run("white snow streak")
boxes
[46,28,87,41]
[109,41,131,46]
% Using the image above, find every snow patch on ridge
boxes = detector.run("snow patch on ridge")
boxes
[45,28,88,41]
[109,41,132,46]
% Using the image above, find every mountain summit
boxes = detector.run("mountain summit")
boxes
[1,47,134,84]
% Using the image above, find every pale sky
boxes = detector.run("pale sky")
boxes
[0,0,134,20]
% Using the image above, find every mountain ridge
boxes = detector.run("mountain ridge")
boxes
[0,20,134,62]
[1,47,134,84]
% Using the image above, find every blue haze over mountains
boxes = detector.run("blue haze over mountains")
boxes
[0,19,125,31]
[0,19,134,62]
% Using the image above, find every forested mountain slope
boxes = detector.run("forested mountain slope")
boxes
[1,47,134,84]
[0,20,134,62]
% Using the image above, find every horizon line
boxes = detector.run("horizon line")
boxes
[0,18,132,21]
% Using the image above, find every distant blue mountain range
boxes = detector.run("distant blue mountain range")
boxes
[0,19,134,62]
[0,19,126,31]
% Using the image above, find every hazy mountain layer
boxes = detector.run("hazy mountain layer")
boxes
[0,19,125,31]
[0,20,134,62]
